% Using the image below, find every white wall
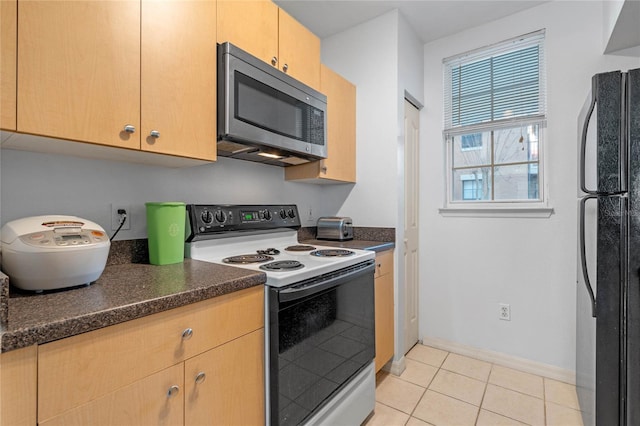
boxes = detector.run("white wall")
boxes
[0,149,330,239]
[421,0,640,373]
[320,11,399,228]
[322,9,424,368]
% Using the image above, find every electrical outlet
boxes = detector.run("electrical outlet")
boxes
[111,204,131,231]
[307,207,314,223]
[499,303,511,321]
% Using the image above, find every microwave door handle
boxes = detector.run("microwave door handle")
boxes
[579,195,598,317]
[580,78,598,195]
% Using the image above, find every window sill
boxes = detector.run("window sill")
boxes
[438,206,554,218]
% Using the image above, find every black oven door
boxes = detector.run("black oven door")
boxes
[268,261,375,426]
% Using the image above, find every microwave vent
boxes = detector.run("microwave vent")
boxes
[217,140,257,155]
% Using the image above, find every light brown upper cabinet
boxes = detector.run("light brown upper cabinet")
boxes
[17,0,216,161]
[217,0,320,90]
[285,64,356,183]
[217,0,279,67]
[1,0,17,131]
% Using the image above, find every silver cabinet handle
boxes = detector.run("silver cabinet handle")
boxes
[182,328,193,341]
[195,372,206,385]
[123,124,135,133]
[150,130,160,138]
[271,56,278,66]
[282,63,289,73]
[167,385,180,398]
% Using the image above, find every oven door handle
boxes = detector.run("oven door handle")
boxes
[278,262,375,303]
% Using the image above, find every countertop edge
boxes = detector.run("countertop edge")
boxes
[0,271,265,353]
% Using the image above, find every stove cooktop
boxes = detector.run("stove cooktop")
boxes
[186,230,374,287]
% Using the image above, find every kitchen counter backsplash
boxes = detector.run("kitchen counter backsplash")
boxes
[0,272,8,325]
[107,239,150,265]
[298,226,395,242]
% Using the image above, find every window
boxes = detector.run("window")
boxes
[461,133,482,150]
[443,30,546,205]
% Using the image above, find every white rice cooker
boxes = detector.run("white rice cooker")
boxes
[1,215,110,291]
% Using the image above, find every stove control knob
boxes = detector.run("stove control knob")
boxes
[263,209,272,221]
[201,210,213,224]
[287,209,296,219]
[279,209,287,219]
[215,210,227,223]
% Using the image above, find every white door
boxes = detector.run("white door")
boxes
[404,99,420,354]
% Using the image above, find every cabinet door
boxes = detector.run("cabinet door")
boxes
[285,65,356,183]
[38,286,263,423]
[0,0,16,130]
[0,345,37,426]
[17,1,140,149]
[40,364,184,426]
[217,0,278,67]
[141,0,217,160]
[375,272,395,372]
[278,8,320,90]
[185,329,264,426]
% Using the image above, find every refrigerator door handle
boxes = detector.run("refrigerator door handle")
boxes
[579,195,598,317]
[580,80,598,195]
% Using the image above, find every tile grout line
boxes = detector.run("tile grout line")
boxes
[406,350,450,425]
[474,362,494,426]
[542,377,547,426]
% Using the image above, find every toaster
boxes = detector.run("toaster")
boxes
[316,217,353,241]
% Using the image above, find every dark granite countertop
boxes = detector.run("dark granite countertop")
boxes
[301,239,395,253]
[0,260,265,353]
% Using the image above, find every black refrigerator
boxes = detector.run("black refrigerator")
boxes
[577,68,640,426]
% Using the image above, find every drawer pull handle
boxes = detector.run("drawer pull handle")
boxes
[271,56,278,66]
[167,385,180,398]
[182,328,193,340]
[195,372,206,385]
[282,63,289,73]
[150,130,160,138]
[123,124,135,133]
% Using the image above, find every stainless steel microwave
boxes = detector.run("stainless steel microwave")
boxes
[217,42,327,167]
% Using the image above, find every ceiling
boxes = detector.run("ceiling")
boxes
[273,0,548,44]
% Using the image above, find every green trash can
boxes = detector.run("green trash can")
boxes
[145,202,186,265]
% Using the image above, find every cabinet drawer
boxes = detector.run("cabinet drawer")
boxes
[38,285,264,422]
[40,363,184,426]
[375,250,394,278]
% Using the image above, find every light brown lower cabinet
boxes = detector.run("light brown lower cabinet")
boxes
[0,286,264,426]
[374,250,395,372]
[185,329,264,425]
[39,363,184,426]
[0,345,37,426]
[40,329,264,426]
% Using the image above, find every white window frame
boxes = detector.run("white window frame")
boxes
[439,30,553,218]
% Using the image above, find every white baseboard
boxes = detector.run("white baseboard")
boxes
[384,356,406,376]
[421,336,576,385]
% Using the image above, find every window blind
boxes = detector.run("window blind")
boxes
[443,30,546,134]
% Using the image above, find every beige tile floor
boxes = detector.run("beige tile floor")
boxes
[364,344,584,426]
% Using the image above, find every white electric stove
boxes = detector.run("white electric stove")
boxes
[187,230,374,287]
[185,204,376,426]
